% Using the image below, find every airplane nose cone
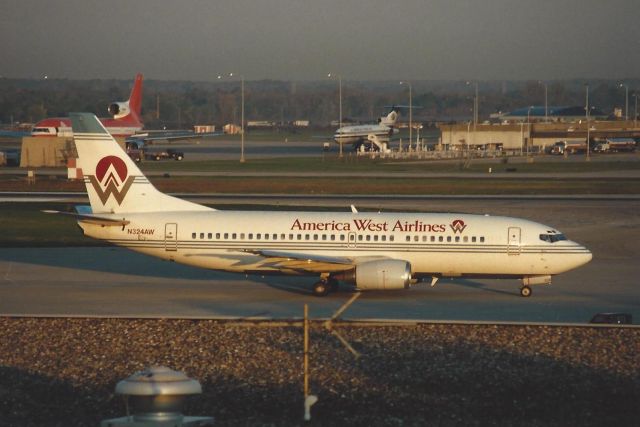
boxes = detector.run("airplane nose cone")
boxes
[573,245,592,269]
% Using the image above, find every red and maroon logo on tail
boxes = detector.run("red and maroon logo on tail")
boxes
[87,156,135,205]
[450,219,467,234]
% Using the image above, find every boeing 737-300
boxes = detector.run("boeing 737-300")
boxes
[52,113,592,297]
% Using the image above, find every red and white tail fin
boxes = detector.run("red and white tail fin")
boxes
[70,113,212,214]
[107,73,143,125]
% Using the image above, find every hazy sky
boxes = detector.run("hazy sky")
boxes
[2,0,638,81]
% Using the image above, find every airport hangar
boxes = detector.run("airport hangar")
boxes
[438,106,640,154]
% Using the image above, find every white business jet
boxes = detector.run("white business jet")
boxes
[57,113,592,297]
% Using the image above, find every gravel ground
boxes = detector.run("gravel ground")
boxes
[0,318,638,427]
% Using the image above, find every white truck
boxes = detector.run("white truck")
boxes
[550,140,587,155]
[593,138,636,153]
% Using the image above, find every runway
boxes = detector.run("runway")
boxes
[1,198,638,323]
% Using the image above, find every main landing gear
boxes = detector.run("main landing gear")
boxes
[312,277,339,297]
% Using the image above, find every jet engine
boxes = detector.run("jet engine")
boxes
[108,102,130,119]
[336,259,412,290]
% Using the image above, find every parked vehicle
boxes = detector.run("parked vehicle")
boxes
[593,138,636,153]
[551,140,587,155]
[145,148,184,161]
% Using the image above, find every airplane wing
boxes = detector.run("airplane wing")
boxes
[244,249,391,274]
[244,249,354,273]
[42,209,130,227]
[127,130,222,145]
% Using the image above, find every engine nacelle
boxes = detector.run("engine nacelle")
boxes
[337,259,412,290]
[108,102,130,119]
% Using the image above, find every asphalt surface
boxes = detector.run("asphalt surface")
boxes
[1,198,638,323]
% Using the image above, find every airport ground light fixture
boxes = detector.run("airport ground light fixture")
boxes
[101,366,213,426]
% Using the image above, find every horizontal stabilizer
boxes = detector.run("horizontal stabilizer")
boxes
[42,210,130,227]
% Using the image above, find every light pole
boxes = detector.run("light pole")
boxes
[527,106,533,155]
[633,93,638,128]
[538,80,548,122]
[327,73,343,157]
[466,81,478,146]
[585,84,590,161]
[619,83,629,121]
[219,73,246,162]
[400,81,412,149]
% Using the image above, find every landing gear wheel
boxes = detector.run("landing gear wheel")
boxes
[520,285,532,297]
[312,280,330,297]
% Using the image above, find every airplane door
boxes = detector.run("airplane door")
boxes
[348,232,357,248]
[165,223,178,252]
[507,227,521,255]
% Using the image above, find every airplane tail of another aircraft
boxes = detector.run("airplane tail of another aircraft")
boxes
[127,73,143,121]
[70,113,212,214]
[107,73,143,126]
[379,109,399,126]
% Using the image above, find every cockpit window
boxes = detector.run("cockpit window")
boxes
[539,233,567,243]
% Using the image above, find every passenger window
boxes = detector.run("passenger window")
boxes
[192,233,196,239]
[463,236,468,243]
[232,233,237,239]
[366,235,371,241]
[340,235,345,241]
[313,234,318,240]
[439,236,443,242]
[414,236,419,242]
[200,233,204,239]
[281,234,286,240]
[322,234,327,241]
[240,233,245,239]
[297,234,302,240]
[480,236,485,243]
[472,236,476,243]
[289,234,294,240]
[264,234,269,240]
[390,235,394,242]
[406,236,411,242]
[431,236,435,242]
[455,236,460,242]
[273,234,277,240]
[374,235,378,242]
[208,233,212,239]
[331,235,336,241]
[224,233,229,239]
[249,233,253,240]
[305,234,310,240]
[381,235,386,242]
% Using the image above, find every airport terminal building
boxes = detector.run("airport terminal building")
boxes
[438,106,639,153]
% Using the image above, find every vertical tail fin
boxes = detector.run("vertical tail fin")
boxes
[107,73,143,125]
[70,113,212,214]
[379,109,399,127]
[127,73,143,121]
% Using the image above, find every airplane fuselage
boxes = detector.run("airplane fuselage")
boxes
[79,210,592,281]
[334,124,393,145]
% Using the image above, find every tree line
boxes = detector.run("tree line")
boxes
[0,78,636,129]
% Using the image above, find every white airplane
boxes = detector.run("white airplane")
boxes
[333,109,400,151]
[55,113,592,298]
